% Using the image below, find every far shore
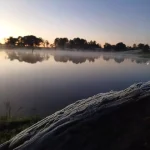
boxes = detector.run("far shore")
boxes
[0,45,150,53]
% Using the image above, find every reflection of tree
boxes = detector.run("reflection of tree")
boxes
[103,55,125,63]
[6,51,150,65]
[54,55,99,64]
[114,58,125,63]
[131,58,149,64]
[6,51,50,64]
[87,58,95,62]
[103,56,110,61]
[135,59,148,64]
[103,54,150,64]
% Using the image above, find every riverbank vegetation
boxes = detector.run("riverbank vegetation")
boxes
[1,35,150,52]
[0,116,41,144]
[0,100,41,144]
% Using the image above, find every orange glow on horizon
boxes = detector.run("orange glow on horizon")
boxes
[0,21,28,44]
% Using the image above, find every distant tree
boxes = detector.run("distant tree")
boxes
[34,37,43,47]
[137,43,149,52]
[54,38,68,49]
[62,38,68,48]
[111,45,116,50]
[127,46,132,50]
[22,35,43,47]
[6,35,150,53]
[68,40,75,49]
[133,44,137,50]
[143,44,149,52]
[45,40,50,47]
[73,38,81,49]
[53,37,100,50]
[50,44,54,48]
[17,36,24,46]
[5,37,18,46]
[87,40,100,49]
[54,38,60,48]
[42,40,49,47]
[97,44,102,49]
[80,38,87,49]
[5,36,45,48]
[115,42,126,51]
[104,43,112,50]
[138,43,145,50]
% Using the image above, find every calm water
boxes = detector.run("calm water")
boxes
[0,49,150,117]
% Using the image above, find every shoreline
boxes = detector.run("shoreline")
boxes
[0,116,41,144]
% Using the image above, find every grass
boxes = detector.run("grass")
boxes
[0,116,41,144]
[0,100,41,144]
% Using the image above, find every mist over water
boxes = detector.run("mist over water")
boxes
[0,49,150,117]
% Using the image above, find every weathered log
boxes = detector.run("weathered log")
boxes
[1,81,150,150]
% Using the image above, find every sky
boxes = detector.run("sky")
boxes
[0,0,150,46]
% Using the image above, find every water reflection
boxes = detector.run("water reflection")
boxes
[4,50,150,65]
[6,51,50,64]
[54,55,98,64]
[0,50,150,117]
[102,54,150,64]
[103,56,125,63]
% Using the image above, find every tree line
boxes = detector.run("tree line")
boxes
[104,43,150,52]
[54,38,100,50]
[4,35,49,47]
[2,35,150,52]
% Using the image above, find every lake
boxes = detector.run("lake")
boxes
[0,49,150,117]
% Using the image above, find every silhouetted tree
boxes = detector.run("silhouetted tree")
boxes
[61,38,68,49]
[4,35,149,53]
[133,44,137,50]
[23,35,43,47]
[73,38,82,49]
[67,38,100,50]
[80,39,87,49]
[87,40,100,49]
[104,43,112,50]
[5,35,44,48]
[138,43,145,50]
[17,36,23,46]
[54,38,59,48]
[137,43,149,52]
[54,38,68,49]
[127,46,132,50]
[68,40,75,49]
[143,44,149,52]
[115,42,126,51]
[45,40,50,47]
[5,37,18,46]
[50,44,54,48]
[54,37,100,50]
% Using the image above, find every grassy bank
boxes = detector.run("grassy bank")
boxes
[0,116,41,144]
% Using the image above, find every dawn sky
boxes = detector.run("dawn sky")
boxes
[0,0,150,46]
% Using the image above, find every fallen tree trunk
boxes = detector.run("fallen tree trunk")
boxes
[1,81,150,150]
